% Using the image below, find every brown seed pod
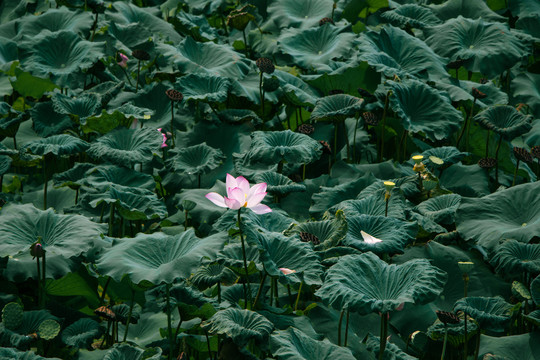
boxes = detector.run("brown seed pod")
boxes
[297,124,315,135]
[531,145,540,160]
[94,306,116,320]
[436,310,460,325]
[363,112,379,126]
[513,147,533,163]
[319,140,332,154]
[478,157,497,169]
[319,17,335,26]
[472,87,487,99]
[299,232,321,245]
[165,89,183,102]
[256,57,275,74]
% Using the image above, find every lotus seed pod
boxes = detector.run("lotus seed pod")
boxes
[165,89,183,102]
[256,58,275,74]
[38,319,61,340]
[478,157,497,169]
[412,155,425,172]
[383,181,395,192]
[436,310,460,325]
[457,261,474,274]
[296,124,315,135]
[531,145,540,160]
[513,147,533,163]
[472,87,487,99]
[2,302,23,330]
[319,17,334,26]
[362,112,379,126]
[299,232,320,245]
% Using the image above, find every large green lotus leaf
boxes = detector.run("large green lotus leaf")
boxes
[270,327,356,360]
[107,2,182,43]
[217,109,261,126]
[163,36,250,79]
[217,242,263,273]
[253,171,306,195]
[511,72,540,118]
[335,192,407,220]
[311,94,364,122]
[81,105,150,135]
[183,0,227,15]
[82,165,155,192]
[509,0,540,18]
[415,194,461,225]
[103,343,162,360]
[117,311,166,347]
[364,333,417,360]
[0,36,18,69]
[20,30,105,86]
[456,182,540,251]
[231,71,280,105]
[490,239,540,277]
[0,154,11,176]
[202,308,273,346]
[250,230,324,286]
[434,79,509,109]
[358,26,448,80]
[96,229,227,284]
[275,70,322,107]
[278,25,357,72]
[381,4,442,29]
[424,17,528,78]
[175,11,219,42]
[18,7,93,38]
[429,0,506,22]
[474,105,533,140]
[0,203,102,264]
[9,66,59,100]
[87,127,162,167]
[30,101,73,137]
[247,130,322,165]
[439,163,489,197]
[315,252,447,315]
[477,332,540,360]
[191,263,236,288]
[175,73,230,103]
[421,147,464,169]
[267,0,335,29]
[213,207,290,235]
[166,142,225,176]
[87,185,167,221]
[454,296,512,332]
[52,92,100,119]
[0,348,61,360]
[386,79,463,141]
[61,318,101,348]
[52,163,94,190]
[107,22,153,50]
[344,215,417,254]
[284,212,347,249]
[25,134,89,156]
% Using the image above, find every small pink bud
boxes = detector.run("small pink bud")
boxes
[279,268,296,275]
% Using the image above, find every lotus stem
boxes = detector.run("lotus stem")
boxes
[41,250,46,305]
[456,98,476,149]
[217,281,221,304]
[441,325,448,360]
[205,331,212,358]
[333,120,338,163]
[338,308,345,346]
[473,328,481,360]
[13,136,17,150]
[42,156,48,210]
[166,284,174,360]
[302,164,306,181]
[99,276,111,305]
[294,281,303,312]
[242,29,249,57]
[135,60,141,93]
[122,290,135,342]
[90,12,98,42]
[259,71,264,116]
[379,312,389,360]
[287,284,293,306]
[353,117,359,163]
[253,271,267,309]
[269,277,274,307]
[276,160,284,174]
[121,67,133,87]
[512,159,520,187]
[108,203,115,237]
[238,209,253,309]
[378,91,390,162]
[174,307,183,339]
[485,130,490,159]
[385,197,389,217]
[220,15,229,37]
[36,255,42,307]
[344,308,350,347]
[273,277,280,306]
[343,120,351,162]
[495,135,503,184]
[170,101,176,147]
[463,273,469,360]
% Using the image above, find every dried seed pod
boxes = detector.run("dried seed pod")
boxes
[256,58,275,74]
[436,310,460,325]
[531,145,540,160]
[472,87,487,99]
[94,306,116,320]
[513,147,533,163]
[319,17,335,26]
[319,140,332,154]
[362,112,379,126]
[478,157,497,169]
[297,124,315,135]
[165,89,183,102]
[299,232,320,245]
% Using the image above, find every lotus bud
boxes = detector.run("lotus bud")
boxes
[116,52,128,68]
[30,242,45,258]
[457,261,474,274]
[412,155,425,172]
[279,268,296,275]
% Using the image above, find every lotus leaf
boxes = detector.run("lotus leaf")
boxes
[429,0,506,22]
[231,71,280,105]
[253,171,306,195]
[439,163,490,197]
[532,275,540,306]
[474,105,533,140]
[511,72,540,118]
[381,4,442,29]
[284,211,347,249]
[82,165,155,191]
[425,17,528,78]
[117,312,166,347]
[359,26,448,79]
[454,296,513,332]
[175,11,218,41]
[364,333,418,360]
[30,101,73,137]
[183,0,227,15]
[315,252,447,314]
[509,0,540,18]
[164,36,250,79]
[311,94,364,121]
[202,308,273,346]
[276,70,322,107]
[52,92,100,120]
[20,30,105,86]
[217,243,263,272]
[490,240,540,276]
[278,25,357,71]
[438,79,509,108]
[87,127,163,167]
[175,73,230,103]
[96,229,227,284]
[25,134,88,157]
[0,154,11,176]
[270,327,356,360]
[456,182,540,250]
[336,192,407,220]
[213,207,289,235]
[53,163,95,189]
[344,215,417,254]
[427,315,478,347]
[415,194,461,225]
[421,146,467,168]
[247,130,322,165]
[103,343,160,360]
[478,332,540,360]
[218,109,261,125]
[191,263,236,288]
[18,7,93,38]
[166,142,225,177]
[250,230,324,286]
[0,348,61,360]
[0,203,102,259]
[0,36,18,69]
[267,0,335,29]
[386,79,463,141]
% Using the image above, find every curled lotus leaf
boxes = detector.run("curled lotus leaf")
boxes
[276,70,322,107]
[0,348,61,360]
[490,240,540,276]
[53,162,95,189]
[166,142,225,176]
[415,194,461,225]
[425,17,528,78]
[52,92,100,119]
[421,146,468,168]
[315,252,447,315]
[454,296,513,332]
[87,127,163,167]
[474,105,533,141]
[386,79,463,141]
[267,0,336,29]
[364,333,418,360]
[25,134,89,157]
[202,308,273,346]
[511,72,540,119]
[218,109,261,125]
[509,0,540,19]
[429,0,506,22]
[311,94,364,122]
[191,263,236,288]
[30,101,73,137]
[284,211,348,249]
[231,71,280,105]
[381,4,442,29]
[270,327,356,360]
[61,318,101,348]
[359,25,448,79]
[217,243,263,272]
[344,214,418,254]
[335,192,407,220]
[247,130,322,165]
[164,36,250,79]
[18,7,94,38]
[456,182,540,251]
[427,314,478,347]
[20,30,105,86]
[82,165,156,192]
[96,229,227,284]
[278,25,357,71]
[175,73,230,103]
[253,171,306,195]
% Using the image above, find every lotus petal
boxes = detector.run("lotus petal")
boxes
[96,229,226,284]
[474,105,533,140]
[425,17,528,78]
[454,296,512,332]
[315,252,447,314]
[456,182,540,251]
[175,73,230,103]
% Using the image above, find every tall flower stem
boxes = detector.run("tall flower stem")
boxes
[344,308,350,347]
[36,255,42,307]
[512,159,521,187]
[338,308,345,346]
[42,155,48,210]
[485,130,490,159]
[238,209,253,309]
[253,271,267,309]
[379,312,389,360]
[463,272,469,360]
[456,98,477,149]
[122,290,135,342]
[441,325,448,360]
[294,281,303,312]
[121,67,133,87]
[135,60,142,93]
[494,135,503,184]
[108,203,115,237]
[353,117,359,163]
[378,92,390,162]
[259,72,264,115]
[165,284,174,360]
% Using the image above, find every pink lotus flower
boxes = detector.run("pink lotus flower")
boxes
[157,128,167,148]
[279,268,296,275]
[205,174,272,214]
[117,52,128,68]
